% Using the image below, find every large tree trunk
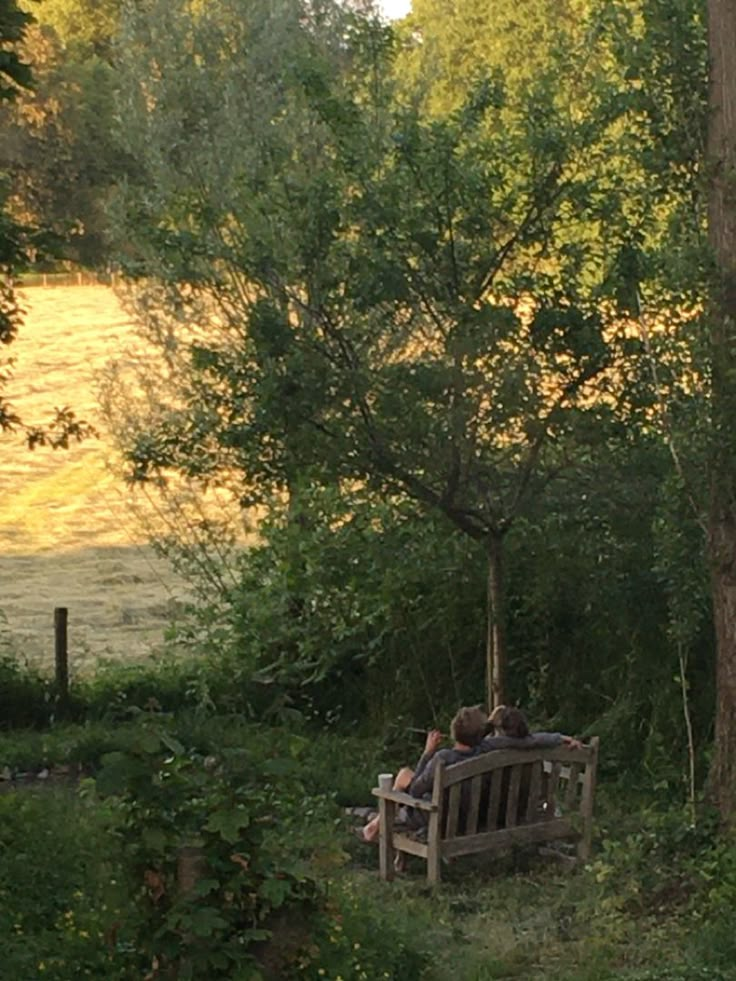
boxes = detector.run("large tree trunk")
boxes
[486,531,507,710]
[706,0,736,824]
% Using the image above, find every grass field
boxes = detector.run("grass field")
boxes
[0,286,187,671]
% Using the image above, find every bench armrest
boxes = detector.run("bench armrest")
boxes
[371,788,438,812]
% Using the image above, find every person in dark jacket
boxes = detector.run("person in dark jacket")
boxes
[359,706,582,842]
[359,705,488,842]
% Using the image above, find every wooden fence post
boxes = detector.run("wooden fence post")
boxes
[54,607,69,712]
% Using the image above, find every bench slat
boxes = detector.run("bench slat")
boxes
[393,833,429,858]
[564,763,582,810]
[442,817,574,858]
[446,783,461,839]
[543,760,585,785]
[487,770,503,830]
[526,761,543,823]
[505,765,523,827]
[546,761,562,817]
[467,774,483,836]
[427,759,445,883]
[443,745,594,786]
[372,788,438,811]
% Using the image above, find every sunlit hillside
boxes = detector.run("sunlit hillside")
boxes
[0,286,188,670]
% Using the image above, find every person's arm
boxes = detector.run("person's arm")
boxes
[408,732,446,798]
[529,731,564,748]
[410,729,443,784]
[479,734,525,752]
[529,731,584,749]
[408,752,441,799]
[479,732,566,751]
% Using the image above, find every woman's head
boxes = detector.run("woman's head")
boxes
[450,705,488,747]
[498,706,530,739]
[486,704,506,734]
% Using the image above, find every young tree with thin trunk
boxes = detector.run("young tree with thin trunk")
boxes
[112,0,643,708]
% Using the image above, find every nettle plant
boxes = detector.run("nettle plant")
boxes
[94,722,340,979]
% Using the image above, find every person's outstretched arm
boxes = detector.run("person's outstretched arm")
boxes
[479,731,582,752]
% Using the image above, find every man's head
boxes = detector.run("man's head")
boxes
[450,705,488,747]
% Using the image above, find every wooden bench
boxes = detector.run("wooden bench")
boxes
[372,737,599,884]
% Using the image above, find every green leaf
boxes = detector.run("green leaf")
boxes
[142,827,169,853]
[205,807,251,844]
[258,875,292,908]
[133,730,162,755]
[188,906,228,937]
[260,757,299,777]
[95,751,142,796]
[193,877,220,897]
[160,732,186,756]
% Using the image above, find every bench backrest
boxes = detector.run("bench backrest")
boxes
[434,739,599,842]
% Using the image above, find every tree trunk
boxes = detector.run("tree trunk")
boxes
[285,472,309,620]
[709,518,736,820]
[706,0,736,824]
[486,531,507,710]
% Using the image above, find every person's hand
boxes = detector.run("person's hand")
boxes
[562,736,583,750]
[424,729,443,755]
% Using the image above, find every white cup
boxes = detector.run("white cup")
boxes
[378,772,394,791]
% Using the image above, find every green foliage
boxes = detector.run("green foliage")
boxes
[0,787,137,979]
[228,487,485,726]
[0,16,127,267]
[0,0,32,100]
[33,0,124,57]
[0,648,56,728]
[399,0,602,114]
[114,1,641,527]
[2,710,736,980]
[0,713,437,980]
[92,719,340,977]
[297,876,435,979]
[0,0,32,427]
[0,650,226,730]
[107,0,687,720]
[0,429,714,781]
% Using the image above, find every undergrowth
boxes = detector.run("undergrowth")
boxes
[2,652,736,979]
[1,708,736,979]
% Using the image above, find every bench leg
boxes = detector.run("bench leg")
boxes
[577,826,592,862]
[378,797,395,881]
[426,812,441,884]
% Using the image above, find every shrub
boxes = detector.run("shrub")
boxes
[93,719,346,978]
[0,787,139,979]
[0,651,55,728]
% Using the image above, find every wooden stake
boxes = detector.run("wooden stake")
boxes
[54,607,69,712]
